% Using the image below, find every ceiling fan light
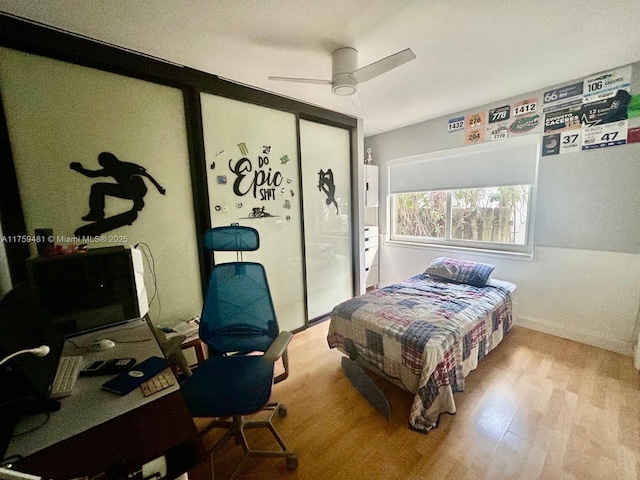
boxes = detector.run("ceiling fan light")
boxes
[333,84,357,96]
[332,73,357,96]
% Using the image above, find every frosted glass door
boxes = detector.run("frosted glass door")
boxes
[200,94,305,332]
[300,120,353,320]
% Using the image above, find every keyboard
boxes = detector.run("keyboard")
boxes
[140,370,176,397]
[51,355,84,398]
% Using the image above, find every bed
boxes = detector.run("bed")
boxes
[327,257,515,432]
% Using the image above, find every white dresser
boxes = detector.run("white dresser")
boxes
[364,225,379,288]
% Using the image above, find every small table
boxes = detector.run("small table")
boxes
[181,335,207,365]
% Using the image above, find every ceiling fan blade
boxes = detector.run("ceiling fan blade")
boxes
[344,91,363,116]
[267,76,332,85]
[350,48,416,84]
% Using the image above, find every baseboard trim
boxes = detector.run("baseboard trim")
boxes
[515,316,633,356]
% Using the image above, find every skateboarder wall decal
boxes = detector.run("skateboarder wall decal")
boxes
[318,168,339,215]
[70,152,166,237]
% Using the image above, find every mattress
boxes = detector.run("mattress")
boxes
[327,274,515,432]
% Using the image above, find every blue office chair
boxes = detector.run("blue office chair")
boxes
[181,226,297,479]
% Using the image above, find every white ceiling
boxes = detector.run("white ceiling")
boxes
[1,0,640,137]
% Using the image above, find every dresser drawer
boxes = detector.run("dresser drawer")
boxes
[365,266,379,287]
[364,233,378,248]
[364,246,378,269]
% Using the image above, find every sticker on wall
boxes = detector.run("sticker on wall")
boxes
[542,134,560,156]
[209,161,216,170]
[229,154,284,201]
[559,130,581,154]
[488,105,510,124]
[582,120,628,150]
[484,123,508,142]
[235,202,243,208]
[284,199,291,209]
[281,187,286,194]
[214,205,221,211]
[627,126,640,144]
[280,155,290,164]
[71,152,166,237]
[512,98,538,117]
[247,206,275,218]
[217,175,227,184]
[262,146,272,155]
[447,116,465,132]
[465,127,484,144]
[583,65,632,104]
[509,115,540,134]
[286,178,292,184]
[544,106,582,133]
[542,82,584,112]
[237,142,249,155]
[318,169,339,215]
[465,112,485,129]
[215,150,225,157]
[579,89,631,127]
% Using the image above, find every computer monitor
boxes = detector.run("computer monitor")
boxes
[0,282,64,457]
[26,246,149,337]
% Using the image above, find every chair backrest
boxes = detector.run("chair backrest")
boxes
[203,225,259,253]
[200,227,278,355]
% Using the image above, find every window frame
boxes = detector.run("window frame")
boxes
[390,185,535,255]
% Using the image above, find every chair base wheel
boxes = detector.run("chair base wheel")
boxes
[278,405,287,418]
[287,454,298,470]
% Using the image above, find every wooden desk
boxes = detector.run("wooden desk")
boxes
[6,320,209,480]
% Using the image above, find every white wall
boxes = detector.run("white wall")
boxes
[379,243,640,355]
[366,62,640,357]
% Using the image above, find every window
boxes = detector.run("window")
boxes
[392,185,530,250]
[388,136,538,254]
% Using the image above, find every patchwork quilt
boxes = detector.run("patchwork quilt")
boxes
[327,274,514,432]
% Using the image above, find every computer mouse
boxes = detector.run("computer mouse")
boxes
[91,339,116,351]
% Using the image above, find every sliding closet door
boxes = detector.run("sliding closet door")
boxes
[300,119,353,320]
[200,94,305,332]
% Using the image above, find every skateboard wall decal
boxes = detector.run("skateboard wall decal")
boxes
[71,152,166,236]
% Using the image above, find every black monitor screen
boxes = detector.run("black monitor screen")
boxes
[27,247,140,337]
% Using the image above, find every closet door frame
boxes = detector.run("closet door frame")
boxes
[0,14,361,330]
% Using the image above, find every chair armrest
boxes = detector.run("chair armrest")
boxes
[262,331,293,363]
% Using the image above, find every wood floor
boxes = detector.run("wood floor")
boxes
[197,321,640,480]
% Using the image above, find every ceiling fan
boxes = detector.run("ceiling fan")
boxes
[268,47,416,97]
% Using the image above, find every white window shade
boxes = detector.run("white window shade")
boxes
[389,135,539,194]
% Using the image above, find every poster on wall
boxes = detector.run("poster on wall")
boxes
[465,127,484,144]
[583,65,632,104]
[542,130,582,156]
[542,81,584,112]
[512,98,538,117]
[464,113,484,144]
[508,114,540,134]
[579,89,631,126]
[582,120,628,150]
[544,105,582,133]
[465,112,485,129]
[447,116,465,132]
[488,105,510,123]
[484,122,508,141]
